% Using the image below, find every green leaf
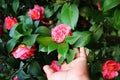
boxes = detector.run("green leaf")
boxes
[17,69,30,80]
[9,23,22,39]
[19,61,24,68]
[58,56,65,65]
[7,57,19,68]
[37,36,52,46]
[48,41,58,54]
[89,25,103,42]
[60,4,79,29]
[39,44,48,52]
[35,26,51,36]
[90,62,102,75]
[22,34,38,46]
[65,36,79,44]
[25,15,33,28]
[57,42,69,58]
[22,28,32,36]
[103,0,120,12]
[28,61,42,76]
[34,21,39,28]
[88,51,95,63]
[114,9,120,30]
[45,3,61,18]
[6,38,18,53]
[45,6,54,18]
[19,15,33,28]
[66,49,76,63]
[12,0,19,13]
[91,10,105,23]
[74,31,91,47]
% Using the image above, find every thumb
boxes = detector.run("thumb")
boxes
[43,65,54,79]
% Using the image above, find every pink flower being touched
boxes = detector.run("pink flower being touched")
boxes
[28,4,44,20]
[51,24,72,43]
[13,76,18,80]
[50,60,61,72]
[12,44,36,60]
[5,16,18,30]
[102,60,120,79]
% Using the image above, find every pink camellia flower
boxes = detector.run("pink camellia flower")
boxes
[13,76,18,80]
[5,16,18,30]
[51,24,72,43]
[28,4,44,20]
[12,44,36,60]
[0,25,3,37]
[50,60,61,72]
[102,60,120,79]
[34,4,44,20]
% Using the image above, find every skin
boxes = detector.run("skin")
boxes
[43,47,90,80]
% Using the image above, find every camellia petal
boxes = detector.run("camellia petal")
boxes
[51,24,72,43]
[12,44,36,60]
[4,16,18,30]
[102,60,120,79]
[50,60,61,72]
[28,4,44,20]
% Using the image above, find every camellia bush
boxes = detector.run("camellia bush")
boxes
[1,0,120,80]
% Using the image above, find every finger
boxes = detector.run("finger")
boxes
[43,65,54,77]
[79,47,87,59]
[70,47,88,75]
[70,47,87,67]
[73,47,80,58]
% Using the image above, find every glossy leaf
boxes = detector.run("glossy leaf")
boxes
[60,4,79,29]
[7,57,19,68]
[19,15,33,28]
[89,25,103,42]
[39,44,48,52]
[22,34,38,46]
[37,36,52,46]
[6,38,18,53]
[28,61,42,76]
[12,0,19,13]
[9,23,22,39]
[103,0,120,12]
[65,35,79,44]
[114,9,120,30]
[88,51,95,63]
[25,15,33,28]
[45,3,60,18]
[17,69,30,80]
[66,49,76,63]
[58,56,65,65]
[74,31,91,47]
[34,21,39,28]
[48,41,58,54]
[35,26,51,36]
[45,6,54,18]
[57,42,69,58]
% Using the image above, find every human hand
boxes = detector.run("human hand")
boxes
[43,47,90,80]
